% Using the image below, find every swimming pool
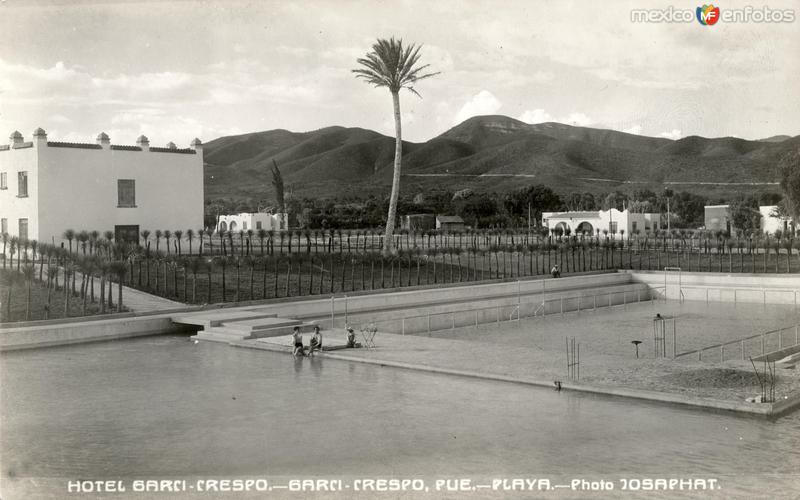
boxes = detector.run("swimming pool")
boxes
[2,335,798,499]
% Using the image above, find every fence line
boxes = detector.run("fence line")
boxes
[650,284,799,308]
[350,285,655,335]
[675,323,800,363]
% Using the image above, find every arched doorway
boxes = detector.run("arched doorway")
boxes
[554,222,570,233]
[576,221,594,235]
[229,221,238,232]
[218,220,228,232]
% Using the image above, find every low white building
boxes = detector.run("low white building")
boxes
[216,212,287,233]
[759,205,795,235]
[0,129,204,246]
[704,204,795,235]
[542,209,661,237]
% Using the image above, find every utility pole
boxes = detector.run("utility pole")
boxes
[663,188,673,232]
[528,203,532,234]
[667,197,671,232]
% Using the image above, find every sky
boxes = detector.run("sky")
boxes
[0,0,798,146]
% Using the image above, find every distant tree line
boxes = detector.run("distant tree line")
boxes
[204,184,787,233]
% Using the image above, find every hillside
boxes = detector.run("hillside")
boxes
[203,115,799,204]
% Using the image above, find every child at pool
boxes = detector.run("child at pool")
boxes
[292,326,304,356]
[308,326,322,355]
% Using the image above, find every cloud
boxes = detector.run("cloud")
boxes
[454,90,502,124]
[659,129,682,140]
[622,124,642,135]
[518,109,552,124]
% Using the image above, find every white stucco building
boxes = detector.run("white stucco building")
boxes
[542,209,661,238]
[759,206,795,235]
[215,212,287,233]
[0,128,204,247]
[704,204,795,235]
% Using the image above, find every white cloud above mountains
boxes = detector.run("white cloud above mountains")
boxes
[453,90,503,124]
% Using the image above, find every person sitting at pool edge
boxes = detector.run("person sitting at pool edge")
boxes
[308,326,323,356]
[292,326,304,356]
[551,264,561,278]
[346,326,361,348]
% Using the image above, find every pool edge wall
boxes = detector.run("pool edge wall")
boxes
[0,315,193,351]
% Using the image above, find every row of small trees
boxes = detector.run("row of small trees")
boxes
[2,229,798,320]
[123,237,799,304]
[44,226,800,258]
[1,239,129,322]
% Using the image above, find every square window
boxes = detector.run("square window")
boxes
[0,172,7,189]
[1,218,7,234]
[256,221,262,230]
[17,171,28,197]
[118,179,135,207]
[18,218,28,240]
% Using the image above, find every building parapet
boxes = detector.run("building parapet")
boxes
[148,146,196,154]
[110,144,143,152]
[2,128,201,155]
[48,141,103,150]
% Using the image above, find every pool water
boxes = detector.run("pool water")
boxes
[1,335,799,499]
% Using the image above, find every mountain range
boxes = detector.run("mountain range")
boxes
[203,115,799,204]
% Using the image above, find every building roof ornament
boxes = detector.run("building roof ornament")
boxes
[33,127,47,137]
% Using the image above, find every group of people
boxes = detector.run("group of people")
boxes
[292,325,360,356]
[292,326,322,356]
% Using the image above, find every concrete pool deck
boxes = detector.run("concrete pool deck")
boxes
[227,328,800,418]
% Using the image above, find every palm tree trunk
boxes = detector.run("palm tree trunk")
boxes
[382,90,403,256]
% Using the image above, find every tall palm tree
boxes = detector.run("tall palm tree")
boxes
[353,37,438,255]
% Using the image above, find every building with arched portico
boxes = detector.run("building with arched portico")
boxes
[542,209,661,238]
[215,212,287,233]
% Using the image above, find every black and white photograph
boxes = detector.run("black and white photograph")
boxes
[1,0,799,498]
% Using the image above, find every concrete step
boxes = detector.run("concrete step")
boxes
[220,317,303,333]
[247,322,318,339]
[173,311,277,328]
